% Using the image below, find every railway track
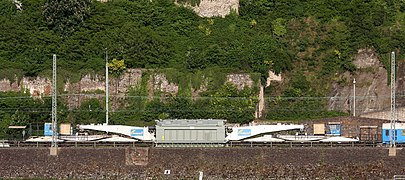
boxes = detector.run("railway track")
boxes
[3,140,400,148]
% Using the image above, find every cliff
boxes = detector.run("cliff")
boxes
[0,69,259,110]
[328,49,405,121]
[178,0,239,17]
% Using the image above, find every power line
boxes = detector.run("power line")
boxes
[0,93,405,100]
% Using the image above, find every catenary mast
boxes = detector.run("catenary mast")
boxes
[105,50,109,125]
[390,51,396,147]
[51,54,58,149]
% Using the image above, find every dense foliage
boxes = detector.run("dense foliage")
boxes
[43,0,92,35]
[0,0,405,137]
[0,0,294,81]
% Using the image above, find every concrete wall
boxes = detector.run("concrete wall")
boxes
[0,147,404,179]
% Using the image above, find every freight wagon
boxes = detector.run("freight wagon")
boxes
[382,123,405,144]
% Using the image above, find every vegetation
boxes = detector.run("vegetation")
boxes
[111,70,259,126]
[0,0,404,138]
[43,0,92,36]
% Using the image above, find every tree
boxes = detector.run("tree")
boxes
[0,111,11,139]
[208,83,257,124]
[108,58,126,109]
[108,59,126,77]
[43,0,92,35]
[75,99,105,125]
[0,0,17,15]
[272,18,287,37]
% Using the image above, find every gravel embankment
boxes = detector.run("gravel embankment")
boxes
[0,147,404,179]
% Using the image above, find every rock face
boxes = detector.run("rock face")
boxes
[0,49,396,120]
[182,0,239,18]
[361,55,405,121]
[12,0,22,11]
[266,70,282,87]
[0,77,52,97]
[226,74,254,90]
[64,74,105,93]
[328,48,393,119]
[22,77,52,97]
[0,78,20,93]
[0,69,256,110]
[149,73,179,98]
[352,48,381,68]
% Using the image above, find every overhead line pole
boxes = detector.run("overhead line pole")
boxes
[50,54,58,155]
[106,49,109,125]
[353,78,356,117]
[390,51,396,147]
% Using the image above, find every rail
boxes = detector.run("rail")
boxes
[227,141,383,148]
[6,141,153,148]
[4,140,403,148]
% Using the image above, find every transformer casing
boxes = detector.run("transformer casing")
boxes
[155,119,226,145]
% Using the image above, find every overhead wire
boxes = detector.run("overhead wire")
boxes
[0,94,401,114]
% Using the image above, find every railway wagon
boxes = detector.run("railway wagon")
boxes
[155,119,226,147]
[382,123,405,144]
